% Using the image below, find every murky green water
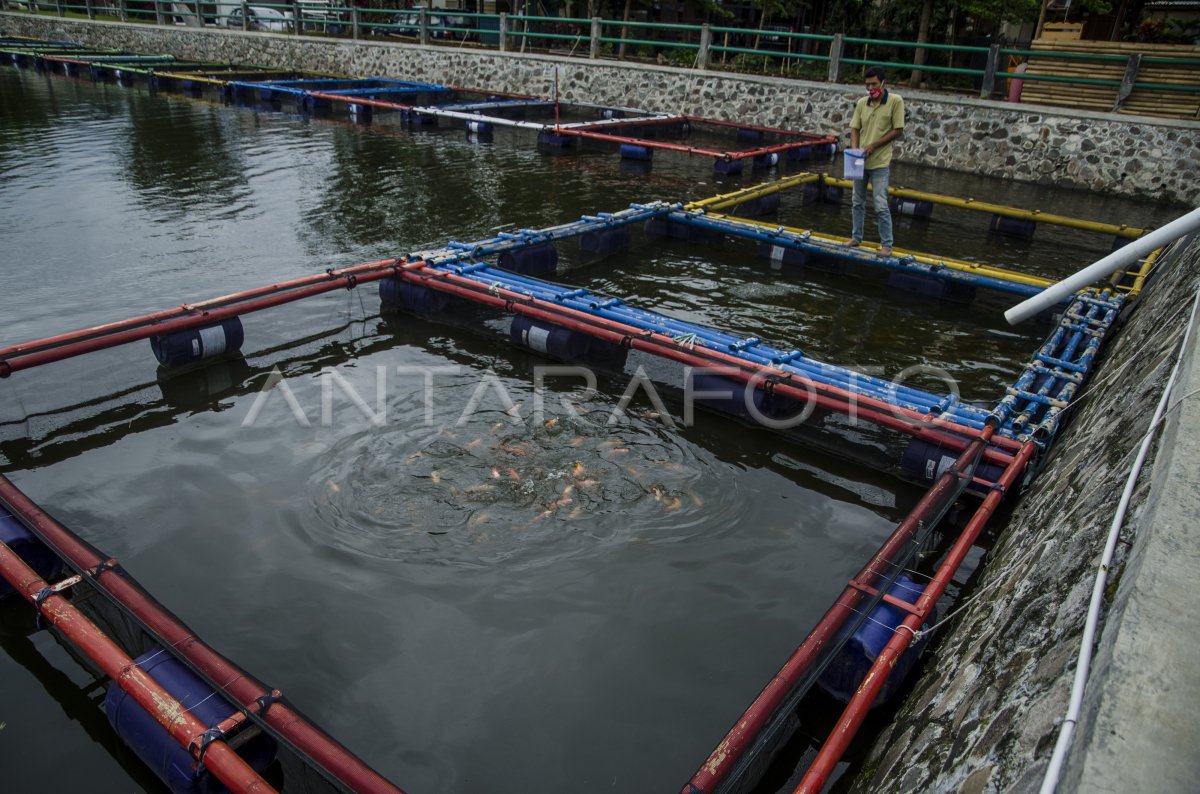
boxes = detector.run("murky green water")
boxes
[0,65,1180,792]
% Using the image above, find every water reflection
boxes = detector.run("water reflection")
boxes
[120,92,251,221]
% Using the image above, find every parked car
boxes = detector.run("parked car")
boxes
[379,7,470,41]
[227,5,294,33]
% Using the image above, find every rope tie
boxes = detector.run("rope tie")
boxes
[190,726,224,772]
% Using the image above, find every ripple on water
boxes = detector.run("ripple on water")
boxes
[296,406,748,568]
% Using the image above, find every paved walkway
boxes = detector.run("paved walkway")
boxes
[1071,265,1200,791]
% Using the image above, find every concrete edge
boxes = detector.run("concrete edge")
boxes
[1068,232,1200,792]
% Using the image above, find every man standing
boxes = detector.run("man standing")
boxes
[846,66,905,257]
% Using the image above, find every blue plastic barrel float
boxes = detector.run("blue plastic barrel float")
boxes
[756,241,807,270]
[579,226,630,259]
[886,272,977,304]
[510,315,627,367]
[0,509,64,598]
[498,243,558,276]
[734,192,781,218]
[150,318,245,369]
[817,573,935,705]
[688,372,805,424]
[619,143,652,161]
[379,278,455,314]
[888,197,934,218]
[900,437,1004,496]
[989,214,1036,238]
[105,649,277,794]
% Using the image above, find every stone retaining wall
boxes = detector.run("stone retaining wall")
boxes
[850,235,1200,792]
[2,14,1197,205]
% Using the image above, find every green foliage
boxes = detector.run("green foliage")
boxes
[1133,17,1200,44]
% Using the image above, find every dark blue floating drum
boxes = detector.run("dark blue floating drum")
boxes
[753,152,780,168]
[536,131,573,149]
[802,184,844,205]
[510,316,626,366]
[580,226,630,259]
[619,143,652,161]
[989,214,1036,238]
[643,217,723,242]
[105,649,277,794]
[888,197,934,218]
[887,272,976,304]
[688,373,805,424]
[756,241,807,270]
[151,318,244,369]
[735,193,780,218]
[817,574,934,706]
[600,108,625,119]
[379,278,453,314]
[498,243,558,276]
[900,437,1004,495]
[0,509,63,598]
[736,127,765,144]
[713,158,745,175]
[787,145,813,162]
[348,103,373,124]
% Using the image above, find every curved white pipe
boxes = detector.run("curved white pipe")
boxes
[1039,276,1200,793]
[1006,206,1200,325]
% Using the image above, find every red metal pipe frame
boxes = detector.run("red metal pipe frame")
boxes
[793,439,1038,793]
[0,478,406,793]
[0,541,275,794]
[399,266,1018,460]
[683,425,998,793]
[0,258,400,365]
[0,250,1014,457]
[0,260,404,376]
[553,129,836,162]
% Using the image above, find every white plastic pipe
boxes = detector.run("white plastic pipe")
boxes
[1006,206,1200,325]
[1038,278,1200,794]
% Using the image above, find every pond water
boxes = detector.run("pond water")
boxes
[0,65,1180,792]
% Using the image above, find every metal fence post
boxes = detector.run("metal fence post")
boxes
[980,43,1001,99]
[827,33,844,83]
[498,12,507,52]
[85,0,94,20]
[351,7,359,40]
[589,16,601,59]
[697,23,711,70]
[419,7,428,45]
[240,0,248,31]
[292,0,301,34]
[56,0,64,17]
[1113,53,1142,111]
[154,0,164,26]
[119,0,127,23]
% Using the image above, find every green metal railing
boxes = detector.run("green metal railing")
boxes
[3,1,1198,108]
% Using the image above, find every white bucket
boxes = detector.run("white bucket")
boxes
[844,149,866,179]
